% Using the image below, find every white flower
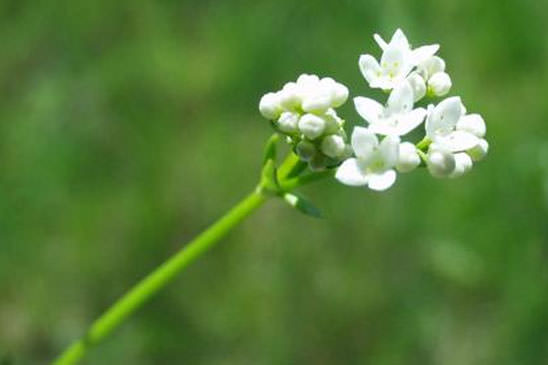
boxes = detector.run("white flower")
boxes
[425,97,480,152]
[359,29,439,90]
[298,113,326,139]
[426,144,456,178]
[396,142,421,173]
[335,127,400,191]
[354,80,426,136]
[427,72,452,97]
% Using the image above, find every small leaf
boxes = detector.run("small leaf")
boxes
[263,133,280,166]
[282,193,323,218]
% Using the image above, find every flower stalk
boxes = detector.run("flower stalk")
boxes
[53,142,332,365]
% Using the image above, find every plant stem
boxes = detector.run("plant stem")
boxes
[53,189,267,365]
[52,152,332,365]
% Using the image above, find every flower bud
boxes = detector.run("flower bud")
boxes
[309,153,327,171]
[295,140,317,161]
[321,135,346,159]
[276,111,299,133]
[259,92,282,120]
[428,72,452,97]
[466,139,489,161]
[456,114,486,138]
[418,56,446,79]
[396,142,421,173]
[278,82,301,110]
[301,91,332,114]
[320,77,349,108]
[407,72,426,102]
[427,146,456,178]
[297,74,320,87]
[298,113,326,139]
[322,109,344,134]
[449,152,473,178]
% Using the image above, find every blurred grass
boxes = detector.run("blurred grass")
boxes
[1,0,548,364]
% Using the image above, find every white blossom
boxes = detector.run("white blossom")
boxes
[354,80,426,136]
[425,97,480,152]
[336,127,400,191]
[359,29,439,90]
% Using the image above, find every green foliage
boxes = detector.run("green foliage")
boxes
[1,0,548,364]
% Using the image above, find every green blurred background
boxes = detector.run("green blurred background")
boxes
[1,0,548,363]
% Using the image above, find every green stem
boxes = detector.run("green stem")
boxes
[53,189,267,365]
[52,152,332,365]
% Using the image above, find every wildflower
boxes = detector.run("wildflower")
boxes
[425,97,480,152]
[354,80,426,136]
[359,28,439,90]
[335,127,400,191]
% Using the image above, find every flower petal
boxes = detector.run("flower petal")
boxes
[387,80,414,114]
[373,33,388,50]
[456,113,486,138]
[418,56,446,78]
[351,127,378,159]
[367,169,397,191]
[438,130,480,152]
[411,44,440,65]
[396,108,427,135]
[379,135,400,168]
[389,29,410,51]
[354,97,383,124]
[335,158,369,186]
[380,46,406,72]
[426,96,463,138]
[359,54,382,86]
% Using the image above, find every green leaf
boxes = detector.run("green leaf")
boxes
[263,133,280,166]
[282,193,323,218]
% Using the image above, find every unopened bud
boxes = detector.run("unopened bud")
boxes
[298,113,326,140]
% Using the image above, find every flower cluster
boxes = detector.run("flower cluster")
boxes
[259,74,350,170]
[336,29,489,191]
[258,29,488,192]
